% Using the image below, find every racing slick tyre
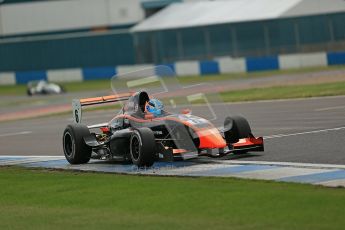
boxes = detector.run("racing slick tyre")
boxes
[224,116,252,154]
[130,128,156,167]
[63,124,92,164]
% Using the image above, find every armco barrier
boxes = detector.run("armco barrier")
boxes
[327,52,345,65]
[175,61,199,76]
[82,67,116,81]
[246,56,279,72]
[47,68,83,82]
[1,51,344,85]
[216,57,246,74]
[15,70,47,84]
[199,60,220,75]
[0,72,16,85]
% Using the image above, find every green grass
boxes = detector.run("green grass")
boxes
[64,81,345,110]
[1,65,345,96]
[220,81,345,102]
[158,81,345,106]
[0,84,27,95]
[0,167,344,230]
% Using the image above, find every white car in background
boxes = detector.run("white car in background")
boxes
[27,80,65,96]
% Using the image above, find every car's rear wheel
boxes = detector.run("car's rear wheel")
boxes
[130,128,156,167]
[224,115,252,154]
[63,124,92,164]
[59,85,66,93]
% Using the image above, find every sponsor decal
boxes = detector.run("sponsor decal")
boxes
[153,130,163,135]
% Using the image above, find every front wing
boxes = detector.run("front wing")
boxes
[160,135,264,160]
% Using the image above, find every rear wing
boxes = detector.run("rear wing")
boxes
[72,92,133,123]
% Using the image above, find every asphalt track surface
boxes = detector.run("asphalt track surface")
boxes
[0,95,344,165]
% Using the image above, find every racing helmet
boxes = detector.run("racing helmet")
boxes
[146,98,164,117]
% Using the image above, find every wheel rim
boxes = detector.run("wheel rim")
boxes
[131,135,140,161]
[224,118,234,131]
[63,132,74,157]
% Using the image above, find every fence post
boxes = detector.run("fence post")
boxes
[328,17,334,42]
[177,31,184,60]
[264,24,270,56]
[133,34,140,63]
[231,27,238,57]
[294,21,300,52]
[151,33,157,63]
[204,28,211,59]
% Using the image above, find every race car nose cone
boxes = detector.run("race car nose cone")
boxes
[197,128,227,149]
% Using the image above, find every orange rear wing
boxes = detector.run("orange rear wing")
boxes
[72,92,133,123]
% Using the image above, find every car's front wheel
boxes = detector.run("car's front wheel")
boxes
[224,115,252,154]
[130,128,156,167]
[27,89,33,96]
[63,124,92,164]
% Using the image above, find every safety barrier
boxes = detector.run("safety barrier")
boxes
[0,51,344,85]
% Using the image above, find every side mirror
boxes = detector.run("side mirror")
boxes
[181,109,191,115]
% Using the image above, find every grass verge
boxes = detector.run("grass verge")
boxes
[220,81,345,102]
[94,81,345,111]
[0,167,344,230]
[1,65,344,96]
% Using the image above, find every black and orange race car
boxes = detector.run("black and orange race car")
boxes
[63,91,264,167]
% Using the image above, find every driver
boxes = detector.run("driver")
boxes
[36,80,47,92]
[145,98,164,117]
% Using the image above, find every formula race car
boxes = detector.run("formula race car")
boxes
[27,80,65,96]
[62,91,264,167]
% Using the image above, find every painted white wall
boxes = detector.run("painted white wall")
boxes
[216,57,246,73]
[299,52,327,67]
[47,69,83,82]
[0,72,16,85]
[116,64,155,78]
[0,0,144,36]
[175,61,199,76]
[279,52,327,69]
[279,53,302,69]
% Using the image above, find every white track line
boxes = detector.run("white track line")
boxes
[316,179,345,187]
[264,127,345,139]
[212,160,345,170]
[0,131,32,138]
[183,83,207,89]
[230,167,336,180]
[0,157,65,165]
[314,105,345,112]
[190,95,345,106]
[0,155,63,158]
